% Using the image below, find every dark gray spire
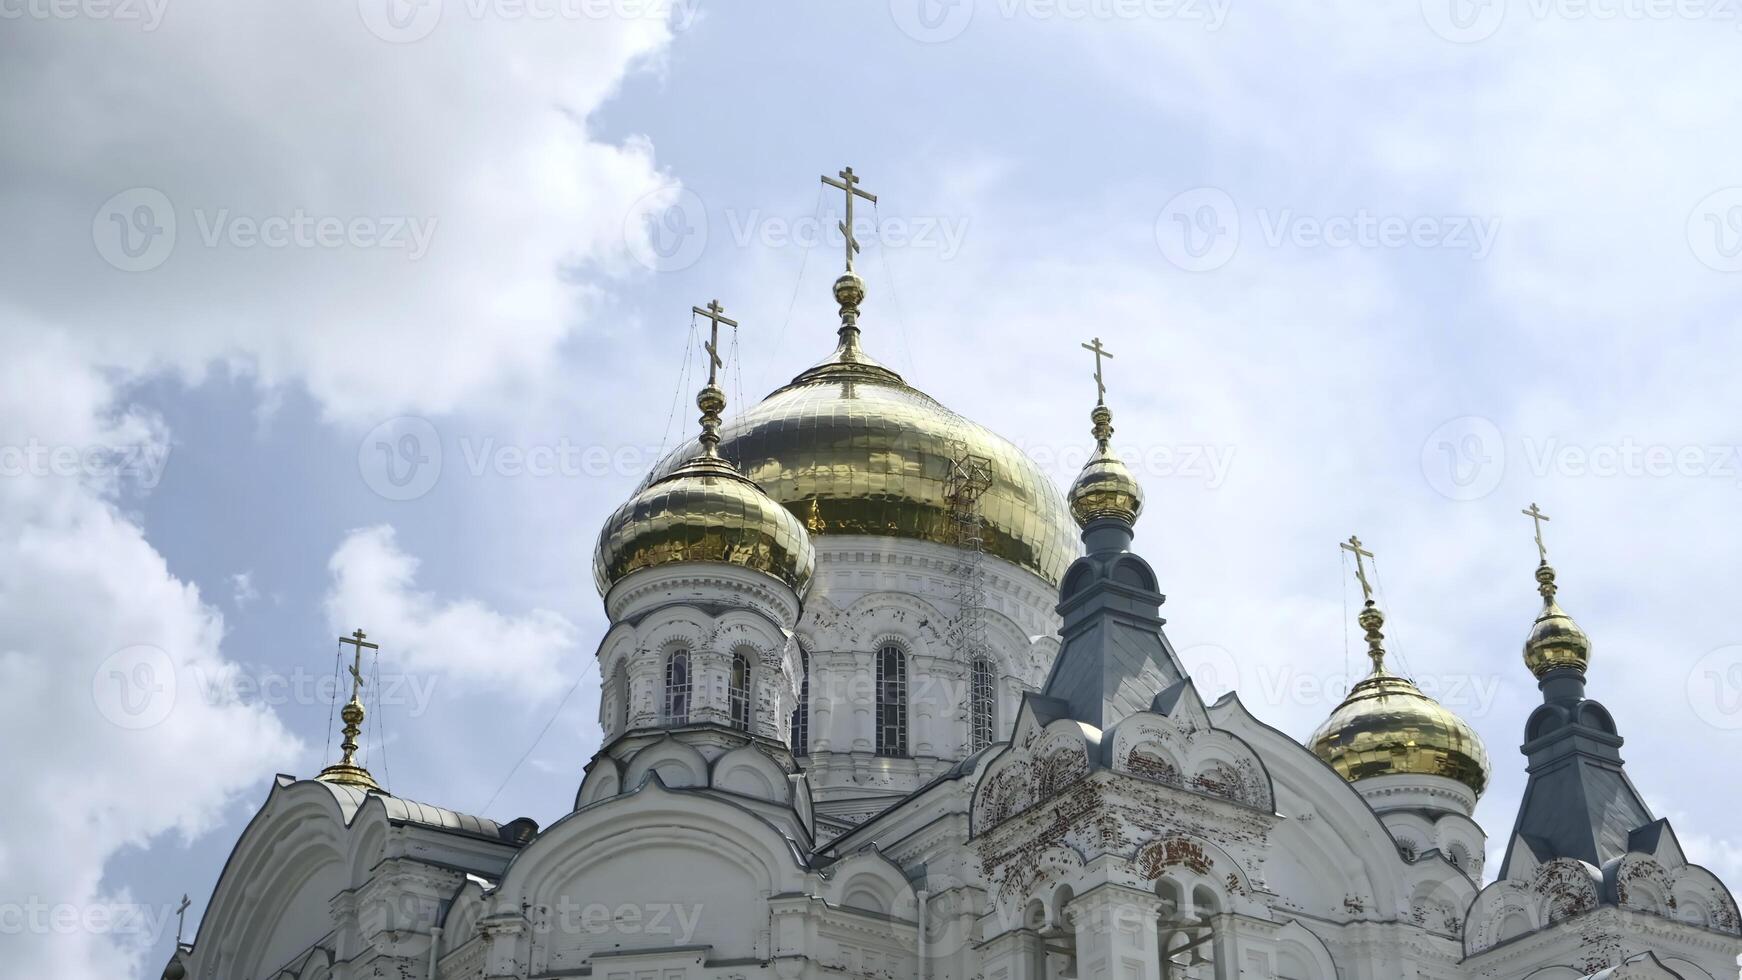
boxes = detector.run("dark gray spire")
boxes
[1036,517,1186,731]
[1497,665,1654,878]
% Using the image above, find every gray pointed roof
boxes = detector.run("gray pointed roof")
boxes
[1037,519,1185,730]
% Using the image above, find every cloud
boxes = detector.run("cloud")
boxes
[0,0,683,424]
[0,3,681,974]
[0,326,299,977]
[324,525,579,701]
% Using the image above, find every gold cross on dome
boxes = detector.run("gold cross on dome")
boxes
[691,299,738,386]
[339,628,378,703]
[1522,502,1552,564]
[820,166,878,273]
[1340,535,1376,602]
[1081,337,1114,404]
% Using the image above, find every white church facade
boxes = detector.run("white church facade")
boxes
[164,171,1742,980]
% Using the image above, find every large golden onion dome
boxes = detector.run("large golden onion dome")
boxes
[645,274,1078,585]
[1523,561,1590,678]
[595,384,815,596]
[1309,598,1490,797]
[1068,403,1143,527]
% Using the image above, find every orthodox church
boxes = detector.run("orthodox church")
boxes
[165,171,1742,980]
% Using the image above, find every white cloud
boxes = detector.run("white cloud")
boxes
[324,525,579,701]
[0,325,299,978]
[229,572,258,610]
[0,0,682,424]
[0,4,681,974]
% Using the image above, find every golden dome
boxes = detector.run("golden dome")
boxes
[595,385,815,596]
[1309,602,1490,797]
[1523,562,1590,678]
[645,281,1078,585]
[1069,404,1143,527]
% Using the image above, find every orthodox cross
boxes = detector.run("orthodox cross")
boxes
[691,299,738,386]
[1081,337,1114,404]
[1522,502,1552,563]
[1340,535,1376,602]
[174,893,190,946]
[339,628,378,703]
[820,166,878,273]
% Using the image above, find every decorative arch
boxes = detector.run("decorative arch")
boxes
[622,736,708,790]
[1271,921,1337,980]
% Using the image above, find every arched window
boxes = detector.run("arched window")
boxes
[729,651,752,731]
[610,665,629,734]
[969,656,997,752]
[876,644,907,757]
[790,648,810,753]
[664,649,690,724]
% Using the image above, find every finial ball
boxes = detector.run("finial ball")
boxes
[833,272,865,310]
[697,384,726,415]
[341,701,365,724]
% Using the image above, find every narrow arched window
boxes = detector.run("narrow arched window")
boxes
[790,647,810,753]
[875,644,907,757]
[664,649,690,724]
[730,651,752,731]
[970,656,997,752]
[611,665,629,735]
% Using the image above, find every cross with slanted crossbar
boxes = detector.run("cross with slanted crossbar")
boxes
[175,894,190,946]
[691,299,738,387]
[1340,535,1376,602]
[1081,337,1114,405]
[820,166,878,274]
[339,628,378,704]
[1522,502,1552,564]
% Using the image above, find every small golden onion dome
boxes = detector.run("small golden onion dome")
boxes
[1523,562,1590,678]
[1068,404,1143,527]
[595,385,815,596]
[1308,602,1491,797]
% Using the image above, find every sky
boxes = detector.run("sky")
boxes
[4,0,1742,975]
